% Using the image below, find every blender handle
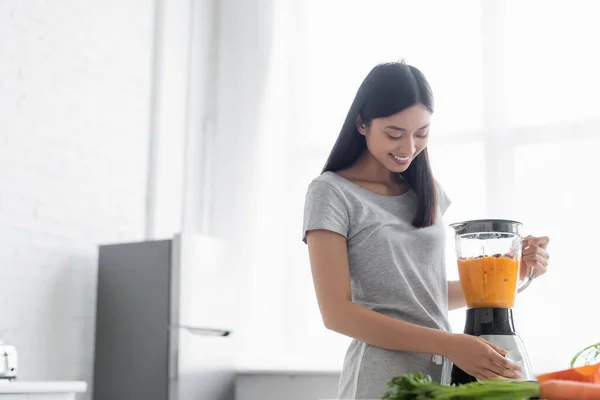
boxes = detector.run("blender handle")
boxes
[517,261,535,293]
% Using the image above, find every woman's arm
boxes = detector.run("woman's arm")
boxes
[448,280,466,311]
[307,229,453,356]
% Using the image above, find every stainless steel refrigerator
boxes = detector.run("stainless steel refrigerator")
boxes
[93,234,236,400]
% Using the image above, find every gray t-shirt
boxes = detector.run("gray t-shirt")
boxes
[302,171,453,400]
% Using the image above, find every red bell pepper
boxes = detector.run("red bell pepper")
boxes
[537,362,600,384]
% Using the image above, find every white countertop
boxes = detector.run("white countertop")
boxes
[0,381,87,394]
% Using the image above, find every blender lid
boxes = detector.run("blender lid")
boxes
[449,219,522,235]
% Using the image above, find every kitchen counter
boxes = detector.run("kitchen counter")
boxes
[236,370,339,400]
[0,381,87,399]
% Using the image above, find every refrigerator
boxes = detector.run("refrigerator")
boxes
[93,234,236,400]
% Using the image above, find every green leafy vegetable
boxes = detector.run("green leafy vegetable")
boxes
[381,373,540,400]
[571,342,600,368]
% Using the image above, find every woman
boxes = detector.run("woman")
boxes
[302,62,550,399]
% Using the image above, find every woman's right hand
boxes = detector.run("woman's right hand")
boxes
[445,334,523,381]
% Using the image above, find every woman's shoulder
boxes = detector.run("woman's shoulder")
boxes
[310,171,342,186]
[306,171,347,198]
[308,171,363,199]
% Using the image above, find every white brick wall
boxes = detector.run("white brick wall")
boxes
[0,1,154,398]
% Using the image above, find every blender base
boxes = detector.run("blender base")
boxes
[449,308,534,385]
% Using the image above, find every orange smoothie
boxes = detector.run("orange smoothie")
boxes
[457,254,520,308]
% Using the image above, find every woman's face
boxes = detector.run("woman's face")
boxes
[358,104,431,174]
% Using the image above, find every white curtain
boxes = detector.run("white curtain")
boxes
[206,0,600,373]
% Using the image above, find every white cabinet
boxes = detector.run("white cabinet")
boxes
[0,381,87,400]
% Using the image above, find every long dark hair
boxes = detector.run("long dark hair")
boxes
[322,62,438,228]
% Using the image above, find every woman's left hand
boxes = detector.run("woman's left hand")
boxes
[520,235,550,280]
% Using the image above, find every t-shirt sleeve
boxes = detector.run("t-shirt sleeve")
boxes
[302,181,350,243]
[436,180,452,216]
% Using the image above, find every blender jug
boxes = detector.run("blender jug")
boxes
[450,219,534,309]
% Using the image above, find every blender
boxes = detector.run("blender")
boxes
[449,219,535,385]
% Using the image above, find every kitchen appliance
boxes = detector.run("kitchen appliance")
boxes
[0,341,17,380]
[449,219,535,385]
[93,234,236,400]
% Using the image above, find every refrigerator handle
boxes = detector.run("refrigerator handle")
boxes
[175,325,231,337]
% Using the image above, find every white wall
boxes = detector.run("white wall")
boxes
[0,1,154,398]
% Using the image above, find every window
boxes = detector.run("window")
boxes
[230,0,600,374]
[503,0,600,126]
[512,139,600,371]
[303,0,484,150]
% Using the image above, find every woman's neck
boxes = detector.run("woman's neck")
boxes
[352,152,395,183]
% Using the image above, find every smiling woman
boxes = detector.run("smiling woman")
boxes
[301,62,525,400]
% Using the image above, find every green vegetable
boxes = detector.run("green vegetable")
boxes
[570,342,600,368]
[381,373,540,400]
